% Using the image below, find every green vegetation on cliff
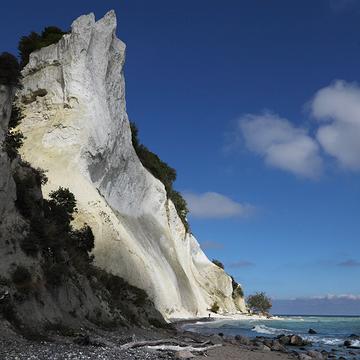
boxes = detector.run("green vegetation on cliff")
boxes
[0,52,22,88]
[0,53,25,160]
[130,121,189,231]
[18,26,67,68]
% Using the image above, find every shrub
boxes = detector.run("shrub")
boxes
[233,285,244,298]
[247,292,272,314]
[48,187,76,217]
[212,259,224,270]
[43,262,68,287]
[230,276,244,298]
[13,168,42,219]
[130,122,189,230]
[18,27,67,68]
[70,225,94,253]
[9,103,24,129]
[3,130,24,160]
[210,301,220,313]
[46,187,77,232]
[11,266,32,285]
[0,52,22,88]
[33,167,48,186]
[2,100,25,161]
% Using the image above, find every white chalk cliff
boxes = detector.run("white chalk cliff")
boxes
[17,10,246,318]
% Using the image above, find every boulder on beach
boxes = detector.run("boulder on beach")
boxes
[299,354,312,360]
[271,340,288,353]
[278,335,291,345]
[290,335,306,346]
[175,350,195,359]
[307,350,324,359]
[234,335,251,346]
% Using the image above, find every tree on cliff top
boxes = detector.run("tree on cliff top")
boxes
[0,52,22,88]
[18,26,67,68]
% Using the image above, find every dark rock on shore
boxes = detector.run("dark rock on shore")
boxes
[234,335,251,346]
[271,339,287,352]
[306,350,323,359]
[278,335,291,345]
[290,335,308,347]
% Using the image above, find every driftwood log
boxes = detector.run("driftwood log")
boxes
[119,338,221,353]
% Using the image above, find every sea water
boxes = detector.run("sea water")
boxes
[183,315,360,358]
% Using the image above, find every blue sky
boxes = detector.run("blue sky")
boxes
[2,0,360,312]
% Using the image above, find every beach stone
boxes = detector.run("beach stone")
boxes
[279,335,291,345]
[175,350,195,359]
[258,344,271,352]
[264,339,273,348]
[271,340,287,352]
[299,354,313,360]
[290,335,305,346]
[307,350,324,359]
[234,335,251,345]
[209,334,223,345]
[321,350,329,359]
[308,328,317,334]
[344,340,352,347]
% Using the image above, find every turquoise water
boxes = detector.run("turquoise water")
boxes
[183,315,360,356]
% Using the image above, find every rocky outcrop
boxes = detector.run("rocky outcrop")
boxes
[0,85,28,275]
[0,85,21,243]
[17,10,246,318]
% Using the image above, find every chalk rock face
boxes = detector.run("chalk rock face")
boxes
[18,11,246,317]
[0,85,25,247]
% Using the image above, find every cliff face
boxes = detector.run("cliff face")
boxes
[0,85,21,244]
[17,11,245,318]
[0,84,164,333]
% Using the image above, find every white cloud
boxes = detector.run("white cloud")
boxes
[184,192,255,219]
[311,80,360,171]
[239,112,323,179]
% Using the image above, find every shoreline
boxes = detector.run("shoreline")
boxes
[0,322,295,360]
[173,313,360,360]
[1,313,359,359]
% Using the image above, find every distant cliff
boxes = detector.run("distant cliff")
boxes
[14,10,245,318]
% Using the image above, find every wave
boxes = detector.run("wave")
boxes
[252,326,349,347]
[251,324,291,336]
